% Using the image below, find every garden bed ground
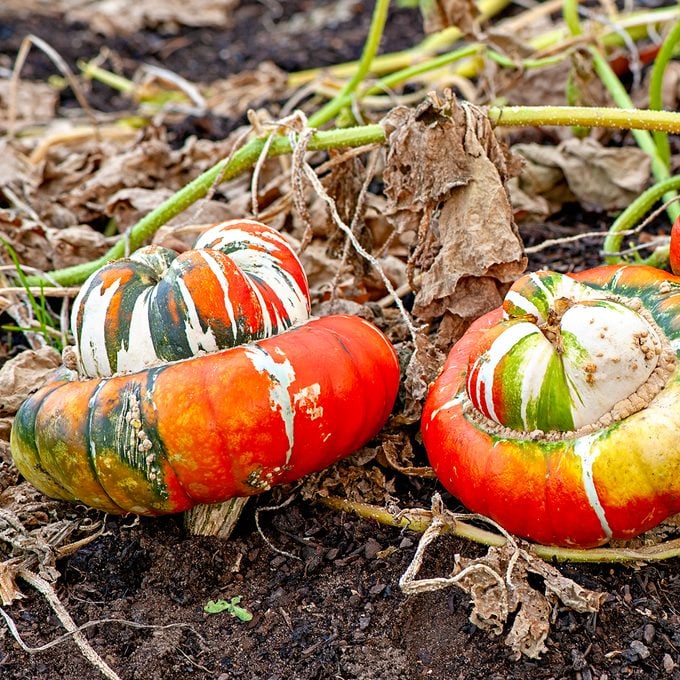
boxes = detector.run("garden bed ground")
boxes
[0,1,679,679]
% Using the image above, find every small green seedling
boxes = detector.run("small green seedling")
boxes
[204,596,253,622]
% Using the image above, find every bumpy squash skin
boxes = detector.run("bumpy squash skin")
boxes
[423,265,680,548]
[12,315,400,515]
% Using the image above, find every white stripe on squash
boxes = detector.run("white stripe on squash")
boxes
[74,277,120,378]
[244,344,297,465]
[116,288,161,373]
[574,433,612,539]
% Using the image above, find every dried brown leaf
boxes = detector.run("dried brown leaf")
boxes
[401,497,606,659]
[397,332,445,425]
[509,138,651,215]
[107,187,241,234]
[0,80,59,126]
[48,225,109,268]
[302,457,396,506]
[205,63,288,119]
[66,0,238,35]
[419,0,480,35]
[382,92,526,330]
[455,544,607,659]
[0,347,62,416]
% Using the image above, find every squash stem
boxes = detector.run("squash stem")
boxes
[185,498,249,539]
[319,496,680,563]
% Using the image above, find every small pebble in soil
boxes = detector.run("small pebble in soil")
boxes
[663,653,677,674]
[364,538,381,559]
[629,640,650,660]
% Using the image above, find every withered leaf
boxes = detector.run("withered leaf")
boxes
[0,80,58,126]
[401,497,607,659]
[418,0,480,36]
[205,63,288,119]
[66,0,238,35]
[49,225,109,268]
[107,187,240,233]
[509,138,651,215]
[397,331,445,425]
[382,92,526,333]
[455,544,607,658]
[0,347,62,416]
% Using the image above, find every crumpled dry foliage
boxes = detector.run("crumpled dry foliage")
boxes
[454,544,607,658]
[66,0,238,35]
[0,347,62,417]
[0,482,100,605]
[382,91,526,342]
[0,81,59,126]
[400,497,607,659]
[0,124,246,271]
[509,138,652,219]
[418,0,480,36]
[205,63,289,120]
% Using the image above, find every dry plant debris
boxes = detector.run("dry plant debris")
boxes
[509,138,652,219]
[400,495,608,660]
[382,91,526,339]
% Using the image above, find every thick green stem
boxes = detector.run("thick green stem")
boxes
[29,106,680,287]
[319,496,680,563]
[649,21,680,168]
[307,0,390,128]
[563,0,679,222]
[602,175,680,264]
[487,106,680,133]
[589,47,679,221]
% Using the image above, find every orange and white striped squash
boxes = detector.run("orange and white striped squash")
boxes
[11,220,400,514]
[72,219,311,377]
[423,266,680,547]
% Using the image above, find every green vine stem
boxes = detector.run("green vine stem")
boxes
[26,105,680,287]
[602,175,680,264]
[307,0,390,128]
[563,0,680,222]
[288,0,512,87]
[649,20,680,168]
[24,126,384,287]
[289,5,679,88]
[319,496,680,563]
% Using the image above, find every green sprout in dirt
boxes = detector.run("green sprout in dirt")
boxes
[204,597,253,622]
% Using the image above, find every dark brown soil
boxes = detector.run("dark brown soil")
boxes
[1,3,679,680]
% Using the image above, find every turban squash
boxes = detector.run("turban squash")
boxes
[11,220,400,515]
[423,265,680,548]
